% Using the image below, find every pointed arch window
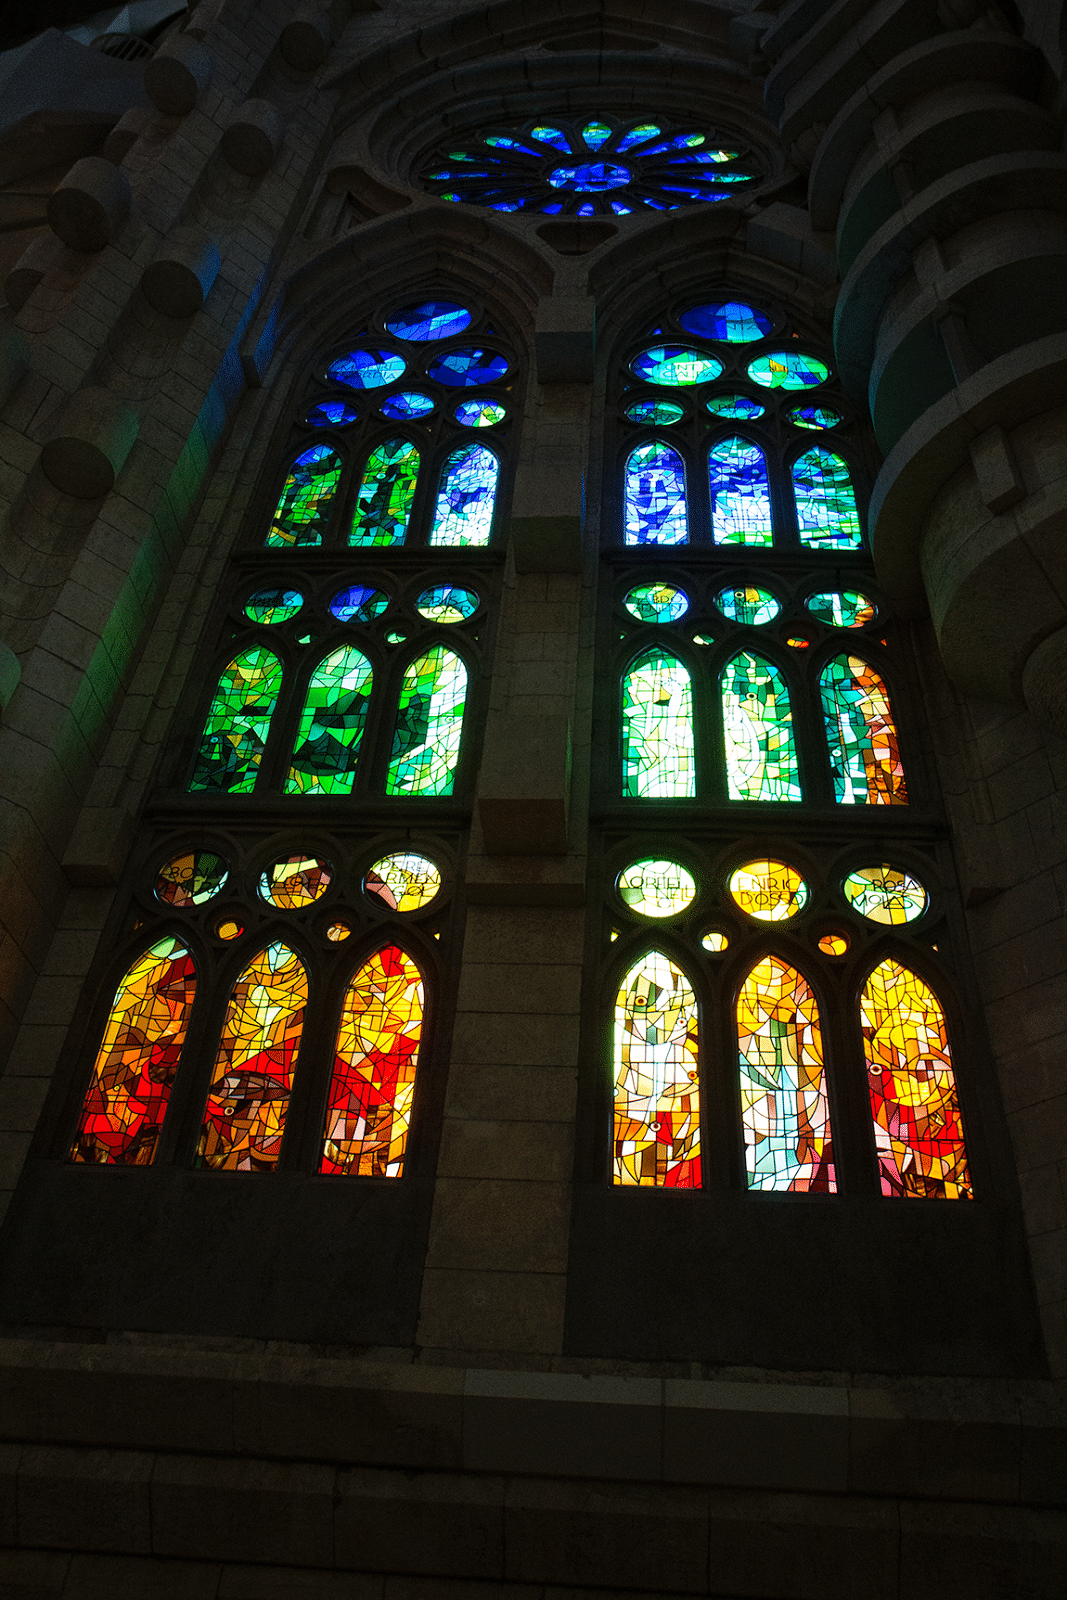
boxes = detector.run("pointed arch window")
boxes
[613,950,701,1187]
[820,654,907,805]
[190,647,283,794]
[720,651,801,803]
[430,443,499,546]
[267,445,342,548]
[387,646,468,797]
[624,441,688,545]
[708,436,773,545]
[737,955,834,1192]
[621,649,695,798]
[285,646,374,796]
[350,437,420,546]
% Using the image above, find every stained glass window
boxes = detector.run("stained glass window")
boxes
[350,437,420,546]
[820,655,907,805]
[267,445,341,547]
[708,438,773,545]
[679,301,771,342]
[861,960,971,1199]
[632,347,722,386]
[614,951,701,1186]
[747,352,829,390]
[625,399,685,425]
[843,866,927,923]
[69,938,196,1166]
[196,943,307,1172]
[617,858,696,917]
[622,650,695,798]
[721,652,801,802]
[805,591,876,629]
[430,444,498,546]
[245,588,303,624]
[623,584,688,624]
[387,646,467,796]
[381,392,435,421]
[737,956,835,1192]
[625,442,688,545]
[321,946,424,1177]
[328,349,406,390]
[284,648,373,796]
[190,647,283,794]
[792,448,862,549]
[706,394,765,421]
[716,586,779,626]
[365,854,441,911]
[385,301,471,341]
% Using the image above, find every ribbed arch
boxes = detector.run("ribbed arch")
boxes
[624,440,688,545]
[720,650,801,802]
[387,645,468,796]
[708,434,773,545]
[267,444,342,547]
[820,653,907,805]
[621,648,695,798]
[285,645,374,796]
[736,954,835,1192]
[349,435,420,546]
[613,949,701,1187]
[792,446,862,549]
[430,443,499,546]
[190,646,284,794]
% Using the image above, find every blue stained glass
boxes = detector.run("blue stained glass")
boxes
[748,351,830,390]
[625,442,689,546]
[430,168,496,180]
[385,301,472,342]
[793,448,862,549]
[721,652,802,803]
[489,200,526,212]
[307,401,358,427]
[789,406,842,430]
[542,202,564,214]
[430,444,499,546]
[329,586,390,623]
[328,349,407,390]
[625,399,685,425]
[707,394,766,420]
[426,347,509,387]
[709,437,774,545]
[245,588,303,624]
[381,392,435,420]
[549,162,631,192]
[611,201,633,215]
[485,135,540,155]
[617,123,661,152]
[641,134,705,154]
[582,121,612,149]
[531,126,570,151]
[632,346,722,386]
[679,301,772,343]
[668,149,740,165]
[577,203,595,216]
[455,399,506,427]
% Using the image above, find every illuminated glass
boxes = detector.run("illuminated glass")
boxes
[365,853,441,912]
[285,647,373,795]
[788,405,841,430]
[708,437,773,545]
[861,959,972,1199]
[259,855,332,907]
[455,399,506,427]
[69,938,196,1166]
[748,351,830,389]
[624,442,688,545]
[805,590,876,629]
[328,349,407,390]
[737,956,835,1192]
[716,585,780,625]
[641,133,705,153]
[793,448,862,550]
[617,858,696,917]
[678,301,772,342]
[216,920,242,940]
[623,584,688,624]
[614,951,701,1187]
[729,859,808,920]
[549,162,630,191]
[416,585,479,623]
[385,301,472,341]
[191,647,282,794]
[244,587,302,624]
[380,392,435,420]
[706,394,766,421]
[349,437,420,547]
[307,400,358,427]
[430,444,498,546]
[196,943,307,1172]
[426,348,509,386]
[844,865,927,924]
[156,852,228,907]
[622,649,695,798]
[819,933,849,955]
[702,931,729,952]
[321,946,424,1177]
[387,646,467,796]
[625,399,685,425]
[531,125,570,150]
[821,654,907,805]
[631,346,722,386]
[329,585,390,623]
[582,120,612,149]
[617,123,661,151]
[721,653,801,802]
[266,445,340,547]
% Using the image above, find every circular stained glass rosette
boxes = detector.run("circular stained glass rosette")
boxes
[702,930,729,952]
[325,921,352,942]
[706,394,766,421]
[632,346,723,386]
[805,590,877,629]
[788,405,841,430]
[678,301,772,343]
[747,351,830,390]
[617,858,696,918]
[216,919,243,940]
[843,866,927,925]
[329,585,390,623]
[244,587,303,624]
[423,118,756,216]
[455,399,506,427]
[156,850,228,908]
[624,583,689,624]
[427,347,509,387]
[416,585,479,623]
[306,400,358,428]
[625,398,685,425]
[819,933,849,955]
[259,855,332,910]
[381,392,435,420]
[729,860,809,922]
[365,853,441,912]
[327,349,407,390]
[385,301,472,341]
[716,585,780,626]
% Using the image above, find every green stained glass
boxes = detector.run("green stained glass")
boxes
[191,647,283,794]
[625,399,685,425]
[747,351,830,389]
[844,865,927,924]
[806,590,876,628]
[793,448,862,550]
[582,121,612,150]
[622,649,695,798]
[706,394,765,421]
[624,584,689,624]
[531,125,570,151]
[285,647,373,795]
[618,858,696,917]
[244,588,303,624]
[788,405,841,430]
[430,444,498,546]
[349,437,420,546]
[632,346,722,387]
[617,123,661,152]
[387,646,467,796]
[716,585,780,626]
[416,585,479,623]
[708,437,773,545]
[820,654,908,805]
[721,651,801,802]
[266,445,341,548]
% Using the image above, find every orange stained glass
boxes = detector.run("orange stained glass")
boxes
[70,938,196,1166]
[820,654,907,805]
[860,958,972,1199]
[196,942,307,1172]
[737,956,835,1192]
[321,945,424,1177]
[613,951,701,1187]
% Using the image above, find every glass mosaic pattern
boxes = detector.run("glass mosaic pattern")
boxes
[821,655,907,805]
[285,647,373,795]
[625,399,685,425]
[737,956,835,1192]
[69,938,196,1166]
[623,584,689,624]
[805,590,876,629]
[819,933,849,955]
[747,352,830,390]
[622,650,695,798]
[793,448,862,550]
[716,585,780,626]
[385,301,472,341]
[365,853,441,912]
[844,865,927,924]
[617,858,696,917]
[729,859,809,920]
[321,946,424,1177]
[191,648,283,794]
[267,445,341,547]
[721,652,801,802]
[706,394,766,421]
[430,444,498,546]
[426,348,509,387]
[328,349,407,390]
[329,585,390,623]
[259,856,332,908]
[156,851,228,908]
[861,959,971,1199]
[245,587,303,625]
[381,392,435,420]
[196,943,307,1172]
[788,405,841,430]
[625,442,688,545]
[350,437,420,547]
[416,585,479,623]
[708,438,774,545]
[387,646,467,796]
[614,951,701,1186]
[632,346,722,386]
[679,301,772,342]
[455,399,506,427]
[307,400,358,427]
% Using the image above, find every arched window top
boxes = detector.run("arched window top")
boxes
[190,647,284,795]
[285,645,374,797]
[737,954,835,1193]
[625,441,688,545]
[708,435,773,546]
[387,645,468,797]
[349,436,420,547]
[622,648,695,798]
[792,446,862,550]
[267,444,342,548]
[613,949,701,1187]
[820,653,907,806]
[430,442,499,547]
[720,650,801,803]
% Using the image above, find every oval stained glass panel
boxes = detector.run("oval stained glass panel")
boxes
[678,301,772,342]
[307,400,358,427]
[617,858,696,918]
[455,399,506,427]
[623,584,688,624]
[329,585,390,623]
[385,301,472,341]
[614,950,701,1188]
[788,405,841,430]
[625,399,685,425]
[617,123,661,152]
[365,853,442,912]
[747,352,830,390]
[805,590,876,629]
[706,394,766,421]
[631,346,723,386]
[244,588,303,624]
[729,860,809,921]
[716,585,780,626]
[426,347,509,387]
[259,856,332,908]
[380,392,435,420]
[844,865,928,924]
[328,349,407,390]
[156,851,228,908]
[416,585,479,623]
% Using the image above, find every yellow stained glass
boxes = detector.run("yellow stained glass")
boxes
[844,865,927,924]
[729,860,808,921]
[613,951,701,1187]
[737,956,835,1192]
[617,858,696,918]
